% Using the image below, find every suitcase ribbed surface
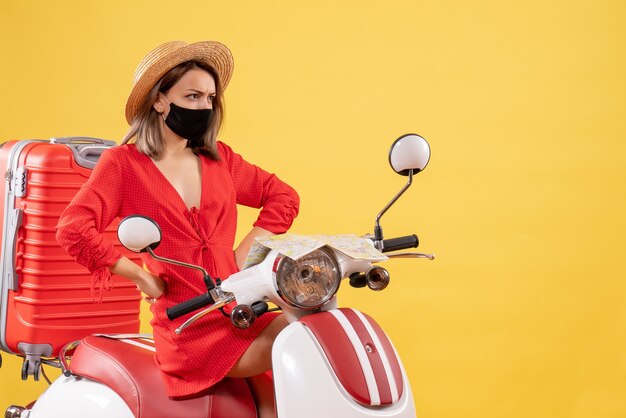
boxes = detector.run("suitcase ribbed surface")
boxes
[1,140,141,357]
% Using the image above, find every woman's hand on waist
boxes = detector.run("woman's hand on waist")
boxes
[110,256,166,299]
[136,269,166,299]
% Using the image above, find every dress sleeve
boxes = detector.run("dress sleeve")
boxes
[219,141,300,233]
[56,148,124,301]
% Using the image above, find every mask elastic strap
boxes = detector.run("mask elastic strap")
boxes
[159,93,169,121]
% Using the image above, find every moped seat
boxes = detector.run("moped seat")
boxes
[68,335,256,418]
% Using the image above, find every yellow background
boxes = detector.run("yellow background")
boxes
[1,1,625,417]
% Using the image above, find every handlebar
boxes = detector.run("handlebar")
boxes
[167,233,419,320]
[166,293,214,320]
[381,234,419,253]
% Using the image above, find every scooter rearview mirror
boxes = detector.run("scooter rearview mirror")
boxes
[117,215,162,253]
[374,133,431,246]
[388,133,430,176]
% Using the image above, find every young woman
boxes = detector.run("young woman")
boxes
[56,40,299,418]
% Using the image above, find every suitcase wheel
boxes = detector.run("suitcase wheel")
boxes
[20,359,41,381]
[20,360,29,381]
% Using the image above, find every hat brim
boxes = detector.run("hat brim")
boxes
[125,41,233,124]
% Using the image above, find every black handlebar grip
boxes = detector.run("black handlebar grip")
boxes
[381,234,419,253]
[166,293,214,320]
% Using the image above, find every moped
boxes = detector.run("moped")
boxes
[6,133,433,418]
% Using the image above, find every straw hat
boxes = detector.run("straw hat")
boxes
[125,40,234,124]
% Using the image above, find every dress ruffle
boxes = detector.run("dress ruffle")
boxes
[91,266,115,303]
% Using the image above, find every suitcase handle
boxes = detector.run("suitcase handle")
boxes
[50,137,107,145]
[3,209,23,291]
[75,146,109,169]
[50,137,116,169]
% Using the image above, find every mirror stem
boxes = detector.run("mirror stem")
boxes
[146,247,215,290]
[374,171,414,244]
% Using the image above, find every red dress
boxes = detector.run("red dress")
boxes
[56,141,299,397]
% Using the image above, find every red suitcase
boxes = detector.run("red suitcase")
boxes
[0,137,141,379]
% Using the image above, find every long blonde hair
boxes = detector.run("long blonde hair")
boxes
[122,61,224,160]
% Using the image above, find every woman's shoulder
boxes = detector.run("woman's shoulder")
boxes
[102,143,141,161]
[212,140,236,163]
[216,140,231,155]
[96,143,144,172]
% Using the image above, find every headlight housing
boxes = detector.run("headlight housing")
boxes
[274,247,341,309]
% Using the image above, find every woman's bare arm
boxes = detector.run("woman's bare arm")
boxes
[110,256,166,299]
[234,226,274,270]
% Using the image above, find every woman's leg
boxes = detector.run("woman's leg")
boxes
[227,315,288,418]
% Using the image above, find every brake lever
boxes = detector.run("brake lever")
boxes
[385,252,435,260]
[175,294,236,335]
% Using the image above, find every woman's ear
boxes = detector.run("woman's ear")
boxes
[153,93,166,114]
[153,99,164,114]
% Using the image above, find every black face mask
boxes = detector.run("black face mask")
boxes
[163,101,213,143]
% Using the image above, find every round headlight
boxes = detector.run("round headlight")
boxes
[274,247,341,309]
